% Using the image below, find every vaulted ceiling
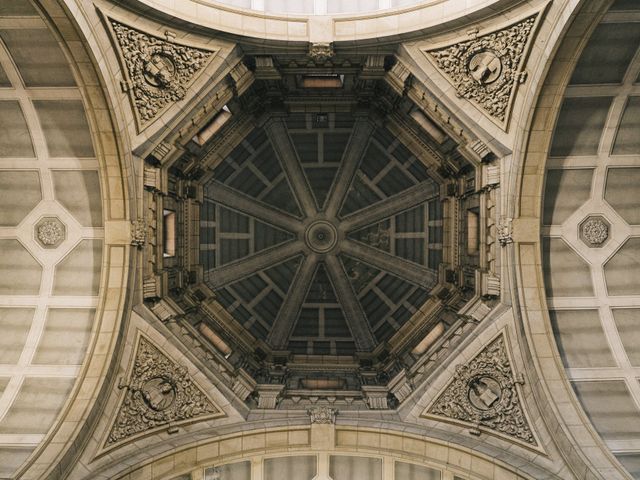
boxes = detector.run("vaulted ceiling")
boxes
[0,0,639,479]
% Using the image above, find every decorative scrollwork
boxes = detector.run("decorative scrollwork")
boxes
[106,336,220,446]
[426,335,536,445]
[109,19,214,126]
[426,15,537,123]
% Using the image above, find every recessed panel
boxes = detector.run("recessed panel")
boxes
[0,239,41,295]
[572,380,640,441]
[264,456,317,480]
[604,238,640,296]
[550,97,612,156]
[34,100,94,158]
[0,170,41,226]
[0,377,76,434]
[204,461,251,480]
[0,29,75,87]
[0,101,34,157]
[0,308,34,363]
[330,456,382,480]
[570,24,640,85]
[542,238,594,297]
[543,169,593,225]
[605,168,640,225]
[612,309,640,366]
[550,310,616,368]
[612,97,640,155]
[33,308,94,365]
[0,0,38,16]
[0,447,35,478]
[395,461,441,480]
[52,170,102,227]
[53,239,102,296]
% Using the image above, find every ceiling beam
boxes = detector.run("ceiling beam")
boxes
[324,118,375,217]
[325,255,377,351]
[205,240,303,287]
[340,239,437,289]
[267,253,318,349]
[205,181,303,234]
[264,119,317,218]
[340,181,440,232]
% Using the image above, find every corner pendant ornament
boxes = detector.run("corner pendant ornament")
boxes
[107,19,215,131]
[424,335,537,446]
[424,14,540,128]
[106,336,222,447]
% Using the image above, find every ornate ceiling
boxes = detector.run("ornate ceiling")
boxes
[0,0,639,479]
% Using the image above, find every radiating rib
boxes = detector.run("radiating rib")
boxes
[324,118,375,217]
[340,240,438,288]
[267,253,318,349]
[341,181,440,232]
[324,255,377,351]
[264,119,317,217]
[205,240,303,287]
[205,180,302,234]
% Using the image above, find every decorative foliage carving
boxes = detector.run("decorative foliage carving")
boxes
[308,43,334,63]
[426,335,536,445]
[106,336,220,446]
[108,19,214,127]
[35,217,65,248]
[581,217,609,246]
[426,15,537,123]
[307,406,337,424]
[131,219,147,247]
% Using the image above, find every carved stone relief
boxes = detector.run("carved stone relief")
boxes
[107,18,215,129]
[424,334,536,445]
[35,217,65,248]
[308,43,334,64]
[308,406,338,424]
[106,336,221,446]
[424,15,539,126]
[580,215,610,247]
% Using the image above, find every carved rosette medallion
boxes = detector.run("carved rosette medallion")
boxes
[108,19,215,128]
[35,217,65,249]
[580,216,610,247]
[425,335,536,445]
[106,336,221,446]
[425,15,538,125]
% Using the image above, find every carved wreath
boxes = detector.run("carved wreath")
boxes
[107,337,218,445]
[428,16,536,122]
[428,336,535,444]
[110,20,213,124]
